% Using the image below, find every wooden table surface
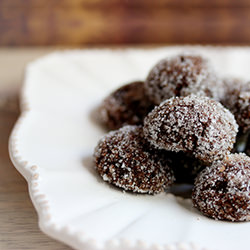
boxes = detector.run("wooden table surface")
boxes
[0,48,71,249]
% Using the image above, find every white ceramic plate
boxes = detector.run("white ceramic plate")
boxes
[9,47,250,250]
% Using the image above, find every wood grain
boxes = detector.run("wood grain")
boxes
[0,50,71,249]
[1,0,250,45]
[2,0,250,8]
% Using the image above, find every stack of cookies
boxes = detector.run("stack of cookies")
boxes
[94,54,250,222]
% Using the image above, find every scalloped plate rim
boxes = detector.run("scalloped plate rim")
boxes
[9,46,249,250]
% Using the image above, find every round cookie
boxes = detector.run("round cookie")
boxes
[192,153,250,221]
[145,54,220,105]
[98,81,154,130]
[220,78,245,110]
[94,125,175,194]
[234,90,250,133]
[221,78,250,133]
[143,95,238,164]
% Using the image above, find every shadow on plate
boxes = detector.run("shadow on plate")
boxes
[82,154,201,210]
[82,155,103,183]
[168,183,193,199]
[88,105,109,133]
[167,184,203,217]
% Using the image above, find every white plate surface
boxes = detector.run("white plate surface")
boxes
[9,47,250,250]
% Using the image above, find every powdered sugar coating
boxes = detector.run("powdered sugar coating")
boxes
[220,78,245,110]
[94,125,175,194]
[143,95,238,164]
[235,90,250,133]
[192,153,250,221]
[221,78,250,133]
[145,54,220,105]
[98,81,154,130]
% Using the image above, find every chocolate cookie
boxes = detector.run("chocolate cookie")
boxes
[98,81,153,130]
[94,125,175,194]
[192,153,250,221]
[221,78,250,133]
[143,95,238,164]
[145,55,220,105]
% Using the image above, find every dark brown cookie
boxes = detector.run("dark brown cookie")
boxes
[221,78,250,133]
[192,153,250,221]
[98,81,154,130]
[145,55,220,105]
[94,125,175,194]
[220,78,245,110]
[143,95,238,164]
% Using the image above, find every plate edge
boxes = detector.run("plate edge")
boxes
[7,48,212,250]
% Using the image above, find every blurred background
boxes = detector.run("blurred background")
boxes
[1,1,250,249]
[1,0,250,45]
